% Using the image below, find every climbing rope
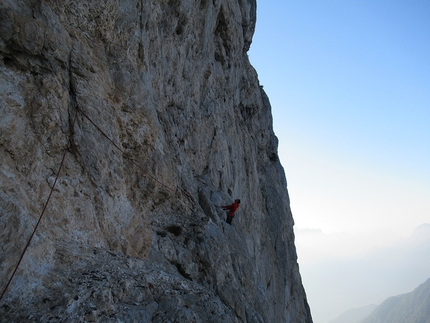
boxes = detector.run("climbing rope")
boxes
[75,105,195,205]
[76,106,194,202]
[0,101,195,303]
[0,110,78,303]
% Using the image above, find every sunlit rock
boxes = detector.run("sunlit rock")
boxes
[0,0,312,322]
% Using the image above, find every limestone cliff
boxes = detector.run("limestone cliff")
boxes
[0,0,312,322]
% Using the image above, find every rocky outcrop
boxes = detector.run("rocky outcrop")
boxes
[0,0,312,322]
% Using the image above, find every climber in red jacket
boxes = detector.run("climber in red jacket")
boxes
[220,199,241,225]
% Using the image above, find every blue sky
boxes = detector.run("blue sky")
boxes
[248,1,430,322]
[249,0,430,233]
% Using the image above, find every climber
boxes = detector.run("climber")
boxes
[220,199,241,225]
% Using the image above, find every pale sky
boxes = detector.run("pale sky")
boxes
[248,1,430,323]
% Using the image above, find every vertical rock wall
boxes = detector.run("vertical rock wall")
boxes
[0,0,312,322]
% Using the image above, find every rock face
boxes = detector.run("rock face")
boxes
[0,1,312,322]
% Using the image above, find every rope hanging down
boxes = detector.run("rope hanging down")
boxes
[0,103,195,303]
[0,111,79,303]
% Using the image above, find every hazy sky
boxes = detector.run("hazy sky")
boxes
[248,1,430,323]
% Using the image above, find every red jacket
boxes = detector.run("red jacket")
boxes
[222,202,240,217]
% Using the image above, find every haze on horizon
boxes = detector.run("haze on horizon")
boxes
[249,1,430,323]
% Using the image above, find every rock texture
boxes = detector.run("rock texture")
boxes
[0,0,312,322]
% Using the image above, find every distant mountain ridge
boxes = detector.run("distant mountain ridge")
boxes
[361,278,430,323]
[327,304,377,323]
[298,222,430,323]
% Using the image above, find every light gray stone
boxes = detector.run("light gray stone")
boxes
[0,0,312,322]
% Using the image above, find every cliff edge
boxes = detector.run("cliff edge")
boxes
[0,1,312,322]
